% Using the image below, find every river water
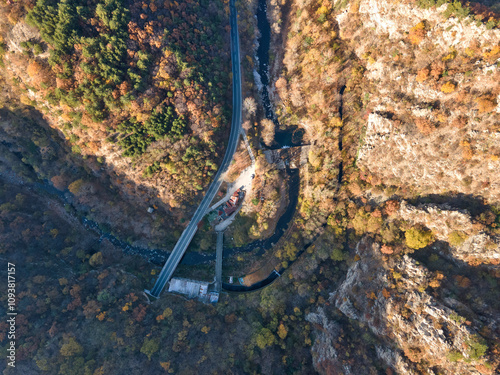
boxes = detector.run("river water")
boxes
[255,0,305,148]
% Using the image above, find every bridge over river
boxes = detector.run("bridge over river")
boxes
[145,0,243,298]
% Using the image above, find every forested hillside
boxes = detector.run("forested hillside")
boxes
[0,0,231,216]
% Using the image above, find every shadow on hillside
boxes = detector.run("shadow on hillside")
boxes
[407,193,491,217]
[411,240,500,328]
[0,105,189,251]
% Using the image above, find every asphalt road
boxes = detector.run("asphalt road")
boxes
[148,0,242,298]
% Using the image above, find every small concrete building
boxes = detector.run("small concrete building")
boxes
[168,278,210,300]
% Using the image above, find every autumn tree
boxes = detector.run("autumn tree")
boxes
[441,82,456,93]
[261,119,275,147]
[27,59,53,87]
[60,336,83,357]
[89,252,103,267]
[409,21,426,45]
[277,323,288,339]
[405,227,434,250]
[243,97,257,117]
[255,328,276,349]
[416,67,430,83]
[140,337,160,360]
[476,97,496,113]
[414,117,435,135]
[68,179,85,195]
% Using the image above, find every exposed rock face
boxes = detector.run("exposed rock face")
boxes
[306,308,348,374]
[398,201,475,238]
[353,0,500,50]
[7,21,39,53]
[335,0,500,202]
[309,237,493,374]
[397,201,500,265]
[357,110,500,202]
[454,233,500,265]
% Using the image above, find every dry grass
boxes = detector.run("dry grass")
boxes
[415,117,435,135]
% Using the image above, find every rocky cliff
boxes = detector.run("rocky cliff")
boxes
[308,236,499,374]
[344,0,500,201]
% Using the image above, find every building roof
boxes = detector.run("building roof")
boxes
[168,278,210,299]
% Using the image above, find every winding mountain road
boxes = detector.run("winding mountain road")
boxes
[147,0,242,298]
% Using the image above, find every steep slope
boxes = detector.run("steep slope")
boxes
[0,0,231,220]
[309,236,499,374]
[264,0,500,373]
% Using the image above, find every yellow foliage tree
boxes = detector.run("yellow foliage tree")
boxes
[89,252,103,267]
[96,311,106,321]
[441,82,456,93]
[405,227,434,249]
[278,323,288,339]
[60,337,83,357]
[68,179,85,195]
[409,21,426,45]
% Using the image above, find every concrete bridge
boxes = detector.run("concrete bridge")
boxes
[214,231,224,293]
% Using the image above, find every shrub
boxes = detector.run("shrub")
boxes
[255,328,276,349]
[446,350,464,362]
[60,337,83,357]
[140,337,160,360]
[381,222,402,243]
[442,49,457,61]
[380,244,394,254]
[331,248,347,261]
[467,336,488,360]
[460,139,473,160]
[483,45,500,60]
[476,97,496,114]
[417,0,448,9]
[405,227,434,249]
[352,209,383,235]
[415,117,435,135]
[464,47,475,57]
[68,179,85,195]
[448,231,467,246]
[409,21,426,45]
[451,116,467,128]
[33,43,44,55]
[89,252,103,267]
[444,1,470,19]
[416,67,430,83]
[430,61,445,79]
[441,81,456,93]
